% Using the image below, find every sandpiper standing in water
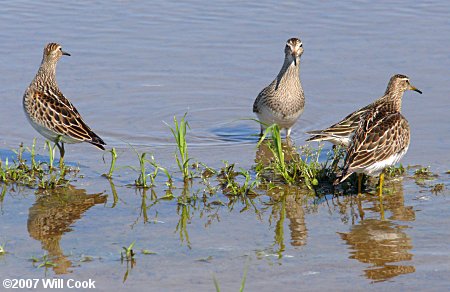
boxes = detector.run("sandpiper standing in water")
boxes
[23,43,106,164]
[333,75,422,196]
[306,74,422,147]
[253,38,305,138]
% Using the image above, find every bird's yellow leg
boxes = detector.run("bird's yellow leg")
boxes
[378,173,384,198]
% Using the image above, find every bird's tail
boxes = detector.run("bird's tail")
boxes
[88,134,106,150]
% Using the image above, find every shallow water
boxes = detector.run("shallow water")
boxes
[0,1,449,291]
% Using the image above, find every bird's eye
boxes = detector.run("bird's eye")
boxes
[299,43,303,47]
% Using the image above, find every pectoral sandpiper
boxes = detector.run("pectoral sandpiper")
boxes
[306,74,422,147]
[253,37,305,138]
[333,74,422,196]
[23,43,106,163]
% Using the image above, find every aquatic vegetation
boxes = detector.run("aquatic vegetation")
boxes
[103,147,118,178]
[128,149,160,188]
[31,254,57,269]
[431,183,445,194]
[0,243,6,255]
[0,141,76,189]
[168,114,191,182]
[413,166,433,177]
[121,241,136,283]
[44,140,57,170]
[121,241,136,261]
[385,164,406,177]
[141,249,157,255]
[218,161,260,196]
[258,124,294,183]
[257,124,333,191]
[410,165,438,186]
[135,152,158,188]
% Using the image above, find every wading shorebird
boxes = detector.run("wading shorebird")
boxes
[306,74,422,147]
[253,37,305,139]
[333,75,422,196]
[23,43,106,164]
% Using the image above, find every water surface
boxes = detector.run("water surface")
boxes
[0,1,449,291]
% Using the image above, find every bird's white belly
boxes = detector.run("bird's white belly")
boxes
[356,147,409,176]
[25,113,81,144]
[256,107,303,130]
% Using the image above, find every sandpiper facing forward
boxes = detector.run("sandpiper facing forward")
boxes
[253,37,305,138]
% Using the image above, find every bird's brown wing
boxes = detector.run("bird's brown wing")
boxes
[338,109,410,182]
[26,88,105,149]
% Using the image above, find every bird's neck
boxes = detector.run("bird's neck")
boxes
[383,88,404,112]
[275,57,301,89]
[32,60,58,89]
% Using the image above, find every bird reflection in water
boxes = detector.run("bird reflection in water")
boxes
[339,179,415,282]
[27,186,107,274]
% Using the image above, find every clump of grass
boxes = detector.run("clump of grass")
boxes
[257,124,330,190]
[0,243,6,255]
[0,141,75,189]
[414,166,433,177]
[412,166,438,186]
[385,164,406,177]
[136,153,158,188]
[168,114,191,182]
[258,124,295,183]
[127,147,159,188]
[218,162,260,196]
[296,145,323,190]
